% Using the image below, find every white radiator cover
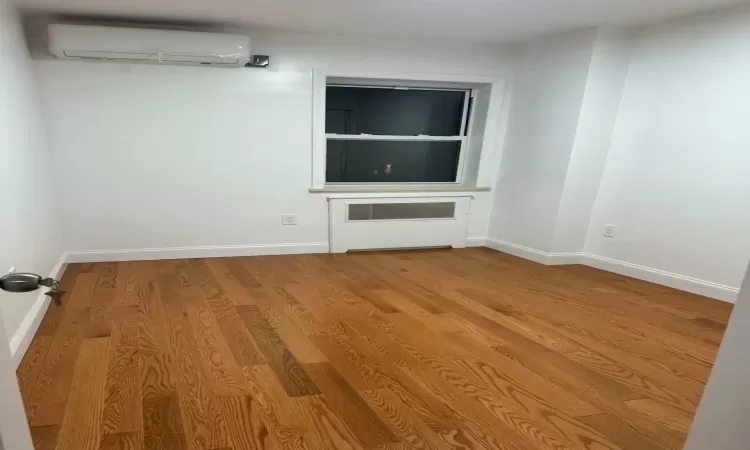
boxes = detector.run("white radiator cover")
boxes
[328,195,472,253]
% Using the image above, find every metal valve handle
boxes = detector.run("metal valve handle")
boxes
[0,273,65,306]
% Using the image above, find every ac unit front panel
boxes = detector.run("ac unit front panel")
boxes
[48,24,251,67]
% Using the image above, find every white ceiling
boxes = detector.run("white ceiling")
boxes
[15,0,747,42]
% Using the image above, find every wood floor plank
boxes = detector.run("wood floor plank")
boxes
[690,316,727,331]
[304,362,399,447]
[55,337,112,450]
[359,388,452,450]
[33,299,65,338]
[255,300,327,364]
[205,258,260,306]
[521,311,709,398]
[215,314,266,367]
[142,395,184,436]
[241,364,313,449]
[114,262,144,308]
[310,331,382,390]
[492,340,644,403]
[217,395,269,450]
[19,249,729,450]
[454,357,602,418]
[186,306,248,396]
[27,307,92,426]
[396,357,581,450]
[562,346,699,412]
[87,264,118,339]
[184,259,241,318]
[18,335,54,406]
[158,264,230,450]
[65,272,99,309]
[99,432,143,450]
[140,351,179,399]
[291,394,364,450]
[137,280,169,355]
[578,413,665,450]
[283,281,343,324]
[375,290,461,335]
[142,433,189,450]
[494,344,687,449]
[624,398,694,434]
[102,306,142,435]
[262,286,324,337]
[167,318,217,450]
[31,426,59,450]
[337,320,462,433]
[237,305,320,397]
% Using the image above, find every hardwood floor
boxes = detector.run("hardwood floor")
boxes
[16,248,732,450]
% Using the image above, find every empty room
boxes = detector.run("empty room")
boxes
[1,0,750,448]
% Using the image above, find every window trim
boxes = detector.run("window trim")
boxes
[325,134,465,142]
[328,83,468,92]
[455,89,472,183]
[311,69,507,191]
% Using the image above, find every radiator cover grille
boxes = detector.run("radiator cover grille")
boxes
[348,202,456,221]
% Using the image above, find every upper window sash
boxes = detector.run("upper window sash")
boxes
[325,83,473,140]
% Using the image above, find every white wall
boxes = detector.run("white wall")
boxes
[489,29,597,252]
[585,5,750,290]
[489,10,749,301]
[34,29,512,256]
[32,6,750,302]
[553,29,633,253]
[684,263,750,450]
[0,4,62,347]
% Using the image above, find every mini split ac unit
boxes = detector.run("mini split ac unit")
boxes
[47,24,252,67]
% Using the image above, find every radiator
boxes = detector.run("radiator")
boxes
[327,195,472,253]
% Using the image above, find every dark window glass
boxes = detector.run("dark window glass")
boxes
[326,86,465,136]
[326,140,460,183]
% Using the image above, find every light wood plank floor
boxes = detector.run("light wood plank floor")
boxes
[17,248,732,450]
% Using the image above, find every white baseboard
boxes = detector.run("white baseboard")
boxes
[546,252,585,266]
[484,238,738,303]
[466,236,488,247]
[67,240,490,260]
[485,238,549,263]
[10,253,68,368]
[485,238,582,265]
[65,242,330,263]
[581,253,739,304]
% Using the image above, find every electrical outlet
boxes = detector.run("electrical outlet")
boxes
[604,224,616,238]
[281,214,297,225]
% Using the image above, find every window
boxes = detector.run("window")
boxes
[311,71,504,191]
[324,85,471,184]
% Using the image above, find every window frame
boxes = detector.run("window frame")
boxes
[324,84,472,185]
[311,70,507,191]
